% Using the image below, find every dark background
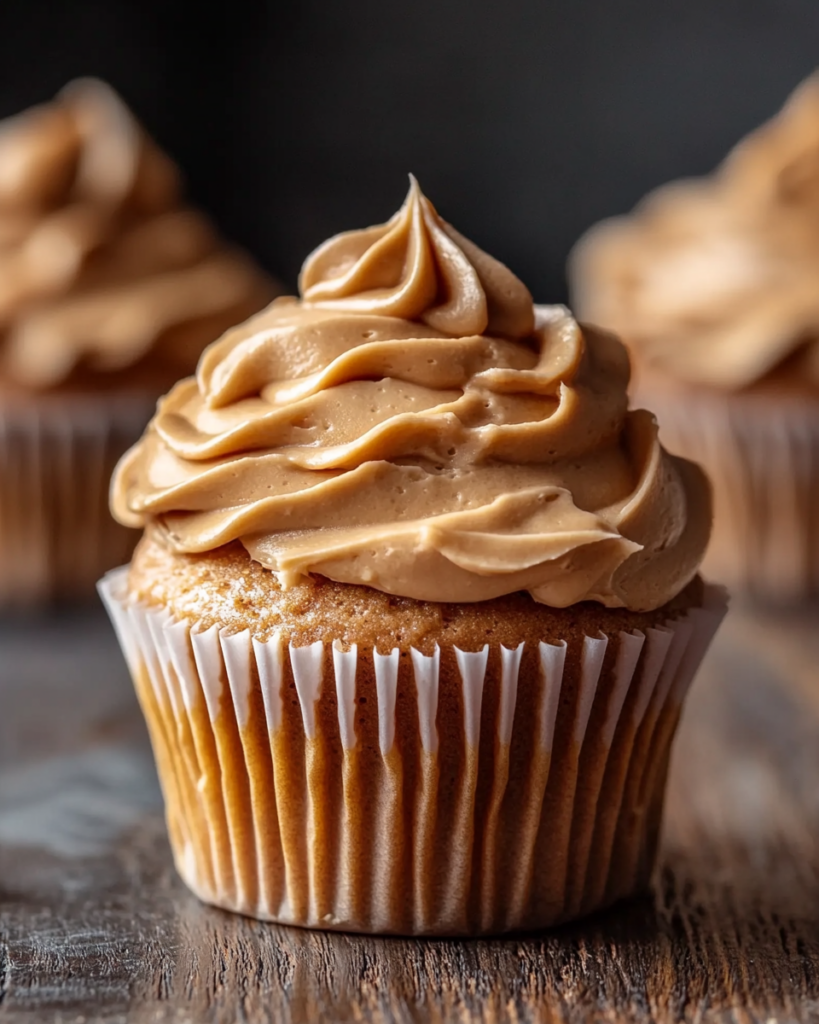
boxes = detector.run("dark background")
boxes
[1,0,816,301]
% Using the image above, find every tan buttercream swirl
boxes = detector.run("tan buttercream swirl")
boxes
[299,175,535,339]
[569,72,819,390]
[0,78,275,390]
[112,181,711,611]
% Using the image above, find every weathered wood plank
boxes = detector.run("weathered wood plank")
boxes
[0,603,818,1023]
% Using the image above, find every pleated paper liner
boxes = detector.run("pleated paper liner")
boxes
[0,392,153,606]
[635,381,819,603]
[100,567,726,936]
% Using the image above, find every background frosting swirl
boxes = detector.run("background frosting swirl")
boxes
[112,181,710,611]
[0,78,276,390]
[570,72,819,390]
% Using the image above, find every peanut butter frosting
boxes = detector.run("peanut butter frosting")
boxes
[570,72,819,390]
[0,78,275,391]
[112,179,711,611]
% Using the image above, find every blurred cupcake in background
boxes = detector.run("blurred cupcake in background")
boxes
[569,72,819,602]
[0,78,278,606]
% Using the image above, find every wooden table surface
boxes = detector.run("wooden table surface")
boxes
[1,599,818,1024]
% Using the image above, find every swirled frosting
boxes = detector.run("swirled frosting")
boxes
[570,73,819,390]
[0,78,275,391]
[112,179,710,610]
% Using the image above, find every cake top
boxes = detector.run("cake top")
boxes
[112,179,711,611]
[0,78,275,392]
[570,72,819,391]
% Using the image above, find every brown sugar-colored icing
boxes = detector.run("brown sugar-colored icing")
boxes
[0,78,275,391]
[570,73,819,390]
[299,175,535,338]
[112,179,711,611]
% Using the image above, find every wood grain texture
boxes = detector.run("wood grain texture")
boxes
[1,601,818,1023]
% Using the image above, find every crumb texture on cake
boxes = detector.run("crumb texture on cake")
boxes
[129,530,704,651]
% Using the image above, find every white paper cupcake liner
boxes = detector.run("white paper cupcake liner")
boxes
[0,392,154,605]
[637,382,819,602]
[99,567,726,935]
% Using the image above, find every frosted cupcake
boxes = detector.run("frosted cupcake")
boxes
[0,79,276,605]
[570,73,819,601]
[101,179,725,936]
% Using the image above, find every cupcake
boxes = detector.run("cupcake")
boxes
[569,73,819,601]
[0,78,277,605]
[100,178,725,935]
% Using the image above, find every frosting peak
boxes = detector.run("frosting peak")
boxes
[570,72,819,390]
[113,183,710,612]
[300,177,535,339]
